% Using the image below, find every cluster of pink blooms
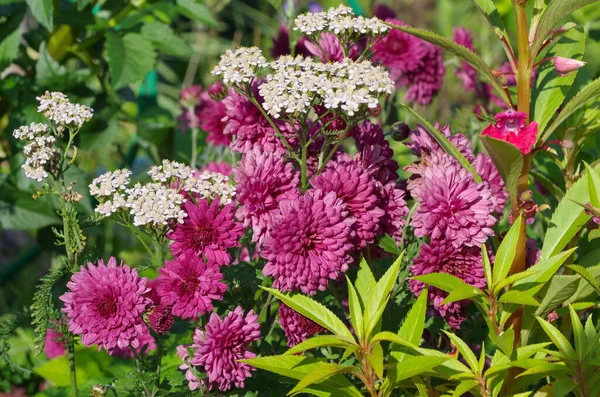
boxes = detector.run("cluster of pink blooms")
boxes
[406,124,507,328]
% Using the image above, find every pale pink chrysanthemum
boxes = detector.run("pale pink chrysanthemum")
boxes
[312,156,384,249]
[154,251,227,320]
[59,257,152,354]
[177,345,202,391]
[168,197,244,265]
[453,27,478,92]
[109,328,156,359]
[278,304,324,347]
[474,153,508,214]
[410,160,496,248]
[234,148,300,244]
[44,328,66,359]
[186,307,261,391]
[261,189,355,294]
[410,241,485,328]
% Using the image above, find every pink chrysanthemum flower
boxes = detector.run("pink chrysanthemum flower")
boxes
[186,307,261,391]
[109,328,156,359]
[203,161,232,177]
[312,156,384,249]
[44,328,66,359]
[59,258,151,354]
[474,153,508,214]
[271,25,311,59]
[410,241,486,328]
[482,109,538,154]
[177,345,202,391]
[261,189,355,294]
[179,85,230,146]
[234,148,300,244]
[149,304,174,334]
[398,43,445,105]
[168,197,244,265]
[372,19,429,74]
[352,120,399,186]
[410,160,496,248]
[453,27,478,91]
[406,124,475,163]
[278,304,324,347]
[379,182,409,243]
[304,32,360,62]
[154,252,227,320]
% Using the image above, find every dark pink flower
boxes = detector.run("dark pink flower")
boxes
[168,197,244,265]
[406,124,475,163]
[312,157,384,248]
[374,4,397,19]
[379,182,409,243]
[278,304,324,347]
[197,93,230,147]
[271,25,311,59]
[149,304,174,334]
[372,19,429,74]
[154,252,227,320]
[44,328,66,359]
[234,148,300,244]
[400,43,445,105]
[353,120,399,186]
[410,160,496,248]
[187,307,261,391]
[410,241,485,328]
[482,109,538,154]
[474,153,508,214]
[180,86,203,108]
[109,328,155,359]
[305,33,360,62]
[453,27,478,91]
[261,189,355,294]
[59,257,151,354]
[203,161,232,177]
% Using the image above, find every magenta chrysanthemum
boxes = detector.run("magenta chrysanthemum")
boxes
[186,307,261,391]
[453,27,478,91]
[278,304,324,347]
[304,32,359,62]
[372,19,429,74]
[261,189,355,294]
[59,257,151,354]
[44,328,66,359]
[407,124,475,163]
[204,161,232,177]
[168,197,244,265]
[154,252,227,320]
[179,85,230,146]
[379,182,409,243]
[474,153,508,214]
[109,328,155,359]
[353,120,399,186]
[234,148,299,243]
[410,241,486,328]
[410,160,496,248]
[312,156,384,248]
[399,43,445,105]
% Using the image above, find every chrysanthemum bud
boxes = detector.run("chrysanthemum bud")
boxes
[553,57,586,76]
[391,122,410,141]
[179,85,203,108]
[207,81,227,101]
[149,305,174,334]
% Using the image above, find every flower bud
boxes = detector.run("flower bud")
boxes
[149,304,174,334]
[553,57,586,76]
[391,122,410,141]
[179,85,203,108]
[91,384,108,397]
[560,140,574,149]
[207,81,227,101]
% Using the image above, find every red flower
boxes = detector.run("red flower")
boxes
[482,109,538,154]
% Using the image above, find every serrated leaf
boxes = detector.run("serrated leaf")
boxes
[371,331,418,350]
[536,275,580,316]
[493,215,523,285]
[284,335,354,356]
[541,165,599,258]
[412,273,479,295]
[26,0,53,31]
[585,162,600,207]
[490,328,515,358]
[536,316,576,359]
[494,269,537,295]
[386,22,510,106]
[176,0,218,26]
[568,305,585,361]
[378,234,402,255]
[346,277,363,341]
[532,27,585,133]
[481,136,524,204]
[355,258,376,306]
[443,331,479,375]
[262,287,353,340]
[514,248,577,294]
[540,77,600,143]
[516,342,552,360]
[469,0,506,32]
[499,290,540,306]
[568,265,600,297]
[106,32,156,90]
[441,285,484,305]
[141,21,193,57]
[452,379,479,397]
[0,13,21,67]
[401,104,482,182]
[288,363,348,396]
[392,355,450,384]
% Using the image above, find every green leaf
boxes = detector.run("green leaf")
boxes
[568,265,600,297]
[355,258,376,306]
[77,0,92,10]
[288,363,348,396]
[452,379,479,397]
[536,316,576,359]
[585,162,600,207]
[441,285,484,305]
[0,186,60,230]
[176,0,218,27]
[498,290,540,306]
[346,277,363,341]
[532,27,585,133]
[480,136,524,204]
[262,287,354,340]
[482,244,493,288]
[106,32,156,90]
[0,13,21,67]
[363,252,403,337]
[371,331,419,350]
[536,275,580,316]
[378,234,402,255]
[490,328,515,357]
[412,273,479,295]
[540,77,600,143]
[141,21,193,58]
[469,0,506,32]
[541,165,599,258]
[568,305,585,361]
[266,0,284,9]
[401,104,482,182]
[26,0,53,31]
[494,269,537,295]
[392,355,450,384]
[443,331,479,375]
[531,170,565,200]
[493,215,523,285]
[386,22,510,106]
[367,342,384,380]
[36,42,88,89]
[284,335,355,356]
[397,288,427,346]
[513,248,577,294]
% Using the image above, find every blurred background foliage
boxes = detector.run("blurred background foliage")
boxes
[1,0,599,395]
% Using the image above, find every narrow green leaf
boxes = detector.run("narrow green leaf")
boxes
[397,288,427,346]
[499,290,540,306]
[482,244,493,289]
[386,22,510,106]
[176,0,219,26]
[536,316,576,358]
[478,341,486,374]
[540,77,600,143]
[494,269,537,295]
[513,248,577,293]
[106,32,156,90]
[367,343,384,380]
[568,305,585,361]
[26,0,53,31]
[493,216,523,285]
[531,170,565,200]
[517,362,569,377]
[481,136,524,204]
[355,258,376,306]
[412,273,478,294]
[378,234,402,255]
[371,331,419,350]
[401,104,482,182]
[536,275,580,316]
[490,328,515,358]
[568,265,600,297]
[262,287,353,340]
[346,277,363,341]
[452,379,479,397]
[469,0,506,32]
[516,342,552,360]
[441,286,484,305]
[585,162,600,207]
[284,335,355,356]
[392,356,450,384]
[288,363,347,396]
[443,331,479,375]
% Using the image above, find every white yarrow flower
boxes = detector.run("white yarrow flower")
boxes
[36,91,93,133]
[89,169,132,197]
[211,47,268,85]
[13,123,49,140]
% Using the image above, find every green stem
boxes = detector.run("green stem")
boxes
[154,336,163,393]
[67,337,78,397]
[190,127,199,169]
[300,142,308,190]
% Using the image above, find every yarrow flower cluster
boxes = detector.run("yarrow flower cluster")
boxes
[21,136,59,182]
[293,5,388,37]
[36,91,93,134]
[211,47,268,85]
